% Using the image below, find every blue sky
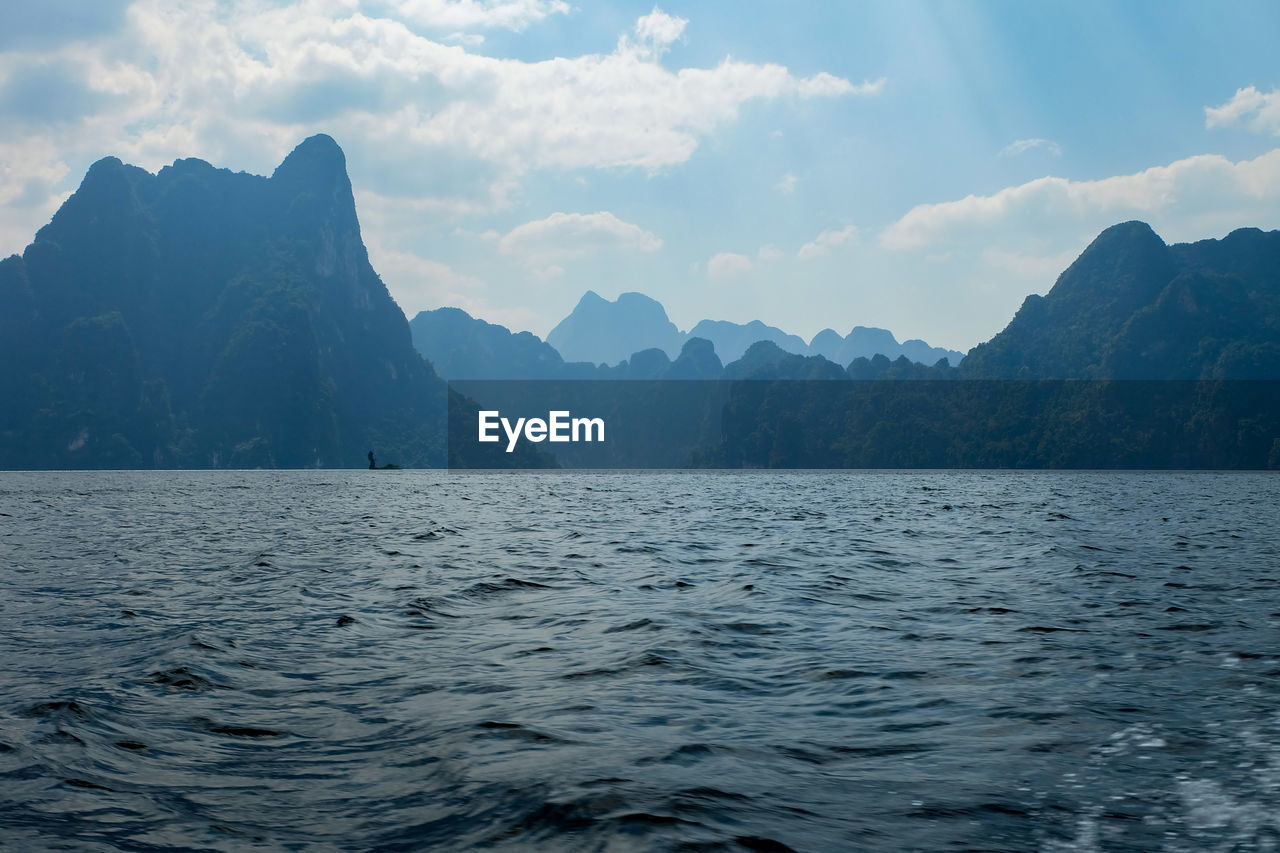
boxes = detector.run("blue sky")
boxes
[2,1,1279,350]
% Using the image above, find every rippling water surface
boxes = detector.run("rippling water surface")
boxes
[1,471,1278,852]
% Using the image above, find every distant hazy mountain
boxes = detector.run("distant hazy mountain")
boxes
[539,290,963,369]
[666,337,723,379]
[808,324,962,367]
[0,135,450,468]
[409,305,736,383]
[546,291,686,365]
[409,306,573,380]
[407,308,865,382]
[722,341,847,380]
[687,319,809,364]
[419,290,963,381]
[961,221,1280,378]
[700,221,1280,469]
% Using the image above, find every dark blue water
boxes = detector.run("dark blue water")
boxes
[1,471,1277,851]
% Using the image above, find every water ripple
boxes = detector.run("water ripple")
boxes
[0,470,1277,850]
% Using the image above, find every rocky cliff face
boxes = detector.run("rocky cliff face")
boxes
[0,135,447,468]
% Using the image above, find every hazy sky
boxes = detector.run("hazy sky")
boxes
[2,0,1280,350]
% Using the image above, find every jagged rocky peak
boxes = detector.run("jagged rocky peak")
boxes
[547,290,685,365]
[541,290,964,369]
[0,134,446,469]
[408,306,568,380]
[271,133,350,189]
[808,328,845,359]
[960,220,1280,378]
[615,291,659,306]
[686,318,808,364]
[80,155,130,186]
[1051,220,1174,300]
[1085,219,1166,251]
[666,337,723,379]
[38,156,149,245]
[267,134,369,289]
[613,291,678,326]
[846,325,899,349]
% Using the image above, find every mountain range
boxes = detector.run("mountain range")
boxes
[410,306,728,381]
[2,134,1277,468]
[543,290,964,368]
[688,223,1280,469]
[1,135,507,469]
[411,292,964,381]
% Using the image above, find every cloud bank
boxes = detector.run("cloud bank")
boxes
[500,211,662,266]
[1206,86,1280,136]
[880,149,1280,251]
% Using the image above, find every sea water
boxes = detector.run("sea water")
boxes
[1,470,1277,851]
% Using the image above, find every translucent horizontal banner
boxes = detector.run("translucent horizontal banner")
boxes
[447,380,1280,469]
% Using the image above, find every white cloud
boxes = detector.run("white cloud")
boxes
[627,7,687,58]
[757,244,782,261]
[801,73,883,98]
[775,173,797,194]
[51,0,878,209]
[387,0,570,32]
[798,224,858,259]
[0,2,892,334]
[437,46,875,175]
[0,0,884,258]
[880,148,1280,251]
[1206,86,1280,136]
[499,211,662,266]
[1000,137,1061,157]
[707,252,752,278]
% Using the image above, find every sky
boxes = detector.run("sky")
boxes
[2,1,1280,351]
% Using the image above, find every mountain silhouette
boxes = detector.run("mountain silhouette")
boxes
[666,337,724,379]
[808,324,961,367]
[541,291,963,369]
[0,135,449,468]
[961,221,1280,378]
[546,291,686,365]
[687,319,809,364]
[722,340,847,380]
[409,306,580,380]
[5,137,1277,474]
[486,290,965,372]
